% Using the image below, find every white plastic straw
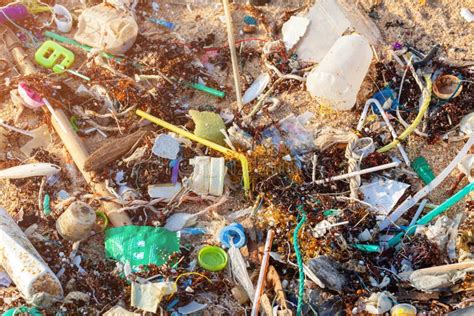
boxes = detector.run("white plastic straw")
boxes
[314,161,400,185]
[379,132,474,230]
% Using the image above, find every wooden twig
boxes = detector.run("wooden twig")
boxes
[84,130,147,172]
[222,0,243,110]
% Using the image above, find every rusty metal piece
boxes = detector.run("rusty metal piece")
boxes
[84,130,147,172]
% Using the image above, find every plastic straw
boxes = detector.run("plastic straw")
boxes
[251,229,274,316]
[354,182,474,252]
[136,110,250,193]
[379,132,474,230]
[190,83,225,98]
[314,161,400,185]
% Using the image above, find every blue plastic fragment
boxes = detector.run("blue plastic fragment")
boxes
[371,87,399,115]
[149,17,175,30]
[243,15,257,25]
[219,223,246,248]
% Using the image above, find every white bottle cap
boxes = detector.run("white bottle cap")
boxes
[53,5,73,33]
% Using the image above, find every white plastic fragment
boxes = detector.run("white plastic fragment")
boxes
[360,178,410,215]
[296,0,351,63]
[458,154,474,182]
[131,281,176,313]
[152,134,180,160]
[0,163,60,179]
[228,245,255,302]
[460,8,474,22]
[177,301,208,314]
[282,16,310,50]
[104,306,140,316]
[242,73,271,105]
[189,156,226,196]
[460,113,474,135]
[53,4,73,33]
[164,212,197,231]
[379,132,474,230]
[364,291,395,314]
[0,208,63,307]
[409,262,474,292]
[148,183,182,201]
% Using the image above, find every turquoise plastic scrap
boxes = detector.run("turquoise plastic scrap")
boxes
[2,307,42,316]
[105,226,180,271]
[354,182,474,252]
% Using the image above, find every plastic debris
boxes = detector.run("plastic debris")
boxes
[148,183,182,201]
[242,73,271,105]
[131,281,176,313]
[282,16,310,50]
[307,256,348,293]
[0,208,63,307]
[105,226,180,271]
[152,134,180,160]
[360,178,410,215]
[189,156,226,196]
[177,301,208,314]
[189,110,226,145]
[75,3,138,54]
[364,291,396,314]
[0,163,60,179]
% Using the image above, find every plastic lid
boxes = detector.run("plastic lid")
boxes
[198,246,228,272]
[219,223,246,248]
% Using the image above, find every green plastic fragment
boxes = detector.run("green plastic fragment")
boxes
[43,193,51,216]
[105,226,180,271]
[70,116,79,132]
[190,83,225,98]
[189,110,226,146]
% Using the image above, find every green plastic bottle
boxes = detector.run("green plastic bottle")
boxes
[412,156,435,184]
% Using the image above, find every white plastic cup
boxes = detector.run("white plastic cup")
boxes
[0,208,63,307]
[306,34,373,111]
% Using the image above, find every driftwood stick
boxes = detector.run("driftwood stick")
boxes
[51,109,132,227]
[84,130,147,172]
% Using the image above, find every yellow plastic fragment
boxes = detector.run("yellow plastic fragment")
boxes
[136,110,250,193]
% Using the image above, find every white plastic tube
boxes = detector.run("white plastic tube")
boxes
[0,208,63,306]
[314,161,400,185]
[379,132,474,230]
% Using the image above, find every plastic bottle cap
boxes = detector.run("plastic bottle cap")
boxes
[390,303,417,316]
[198,246,228,272]
[219,223,246,248]
[53,5,73,33]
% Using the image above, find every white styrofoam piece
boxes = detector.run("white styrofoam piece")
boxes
[209,157,225,196]
[152,134,180,160]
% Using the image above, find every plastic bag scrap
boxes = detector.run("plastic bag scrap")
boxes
[75,3,138,55]
[228,245,255,302]
[360,178,410,215]
[105,226,180,271]
[307,256,347,293]
[131,281,176,313]
[262,113,315,156]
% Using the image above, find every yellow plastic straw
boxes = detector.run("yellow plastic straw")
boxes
[136,110,250,193]
[377,76,432,153]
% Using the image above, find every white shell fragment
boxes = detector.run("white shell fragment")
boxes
[0,163,61,179]
[242,73,271,105]
[282,16,310,50]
